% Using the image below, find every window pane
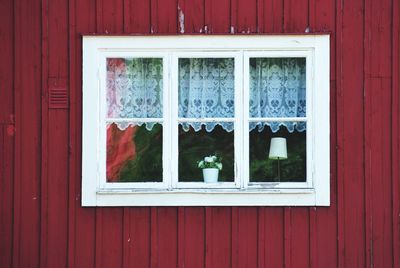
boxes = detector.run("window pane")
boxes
[178,124,234,182]
[249,58,306,120]
[106,58,163,118]
[107,123,163,182]
[249,123,306,182]
[179,58,235,119]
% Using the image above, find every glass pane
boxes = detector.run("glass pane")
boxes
[179,58,235,119]
[107,123,162,182]
[178,124,234,182]
[249,123,306,182]
[106,58,163,118]
[249,57,306,119]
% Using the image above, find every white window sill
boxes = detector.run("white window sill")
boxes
[91,188,328,207]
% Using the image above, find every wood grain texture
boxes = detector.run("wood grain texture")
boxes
[0,0,399,267]
[0,1,14,267]
[13,0,42,267]
[70,1,97,268]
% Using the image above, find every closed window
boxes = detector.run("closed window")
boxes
[82,35,330,206]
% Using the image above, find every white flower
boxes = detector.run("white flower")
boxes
[216,163,223,170]
[212,155,217,161]
[204,156,214,163]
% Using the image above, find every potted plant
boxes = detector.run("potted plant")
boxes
[198,155,223,183]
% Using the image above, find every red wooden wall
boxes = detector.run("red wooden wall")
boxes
[0,0,399,267]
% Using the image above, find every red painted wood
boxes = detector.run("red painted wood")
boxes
[233,208,258,267]
[151,0,177,34]
[95,209,124,268]
[42,2,70,268]
[309,0,338,267]
[96,0,124,34]
[341,0,366,267]
[0,1,14,267]
[13,0,42,267]
[232,0,257,33]
[205,208,232,268]
[70,1,97,268]
[204,0,230,33]
[0,125,14,268]
[392,0,400,266]
[365,0,393,267]
[283,0,309,32]
[260,0,283,33]
[124,0,151,33]
[177,0,205,34]
[262,208,284,268]
[123,208,151,267]
[151,208,178,268]
[0,0,14,125]
[335,0,345,266]
[178,208,205,268]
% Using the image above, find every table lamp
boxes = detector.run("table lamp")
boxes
[269,137,288,182]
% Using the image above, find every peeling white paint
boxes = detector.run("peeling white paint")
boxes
[150,26,155,34]
[305,27,310,33]
[204,25,208,33]
[230,26,235,34]
[178,5,185,34]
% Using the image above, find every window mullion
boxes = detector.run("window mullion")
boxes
[170,53,179,189]
[242,52,250,189]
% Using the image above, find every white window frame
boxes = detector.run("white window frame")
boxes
[82,35,330,206]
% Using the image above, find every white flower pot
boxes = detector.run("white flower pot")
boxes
[203,168,219,183]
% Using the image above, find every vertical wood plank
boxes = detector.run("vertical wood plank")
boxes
[0,0,14,125]
[364,0,393,267]
[263,208,284,268]
[335,0,345,266]
[178,207,205,268]
[13,0,42,267]
[123,0,151,33]
[235,208,258,267]
[151,208,178,268]
[283,0,309,32]
[205,207,232,268]
[96,0,124,33]
[204,0,231,33]
[177,0,205,34]
[340,0,366,267]
[0,125,14,268]
[69,0,97,267]
[308,0,338,267]
[260,0,283,33]
[231,0,257,33]
[123,208,151,268]
[42,0,70,267]
[0,0,14,267]
[96,209,124,268]
[151,0,177,34]
[392,0,400,266]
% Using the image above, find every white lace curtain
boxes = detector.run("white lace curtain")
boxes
[249,58,306,132]
[106,57,306,133]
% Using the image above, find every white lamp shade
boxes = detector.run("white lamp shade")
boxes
[269,137,288,160]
